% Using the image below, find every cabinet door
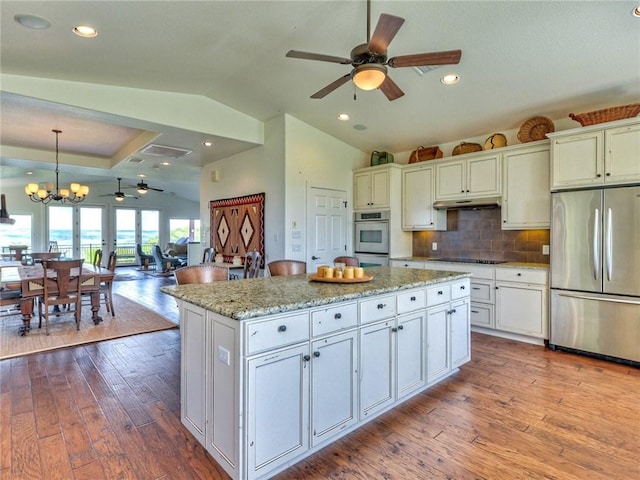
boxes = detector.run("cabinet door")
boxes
[359,320,394,418]
[502,144,551,229]
[435,159,466,199]
[495,283,547,338]
[467,154,501,197]
[551,131,604,188]
[180,302,208,444]
[370,169,390,208]
[353,172,372,210]
[402,165,445,230]
[310,330,358,446]
[605,123,640,183]
[426,305,450,383]
[246,343,310,478]
[450,299,470,368]
[396,311,427,399]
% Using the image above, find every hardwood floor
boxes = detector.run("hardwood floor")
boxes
[1,270,638,479]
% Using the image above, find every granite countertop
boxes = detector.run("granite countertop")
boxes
[391,256,549,270]
[160,266,470,321]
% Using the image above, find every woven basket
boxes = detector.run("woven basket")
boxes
[409,146,443,163]
[517,116,554,143]
[452,142,482,156]
[569,103,640,126]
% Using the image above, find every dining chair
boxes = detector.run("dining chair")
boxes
[0,289,22,318]
[333,256,360,267]
[175,264,229,285]
[244,251,261,279]
[267,259,306,276]
[30,252,61,263]
[38,259,84,335]
[92,249,103,268]
[101,251,117,316]
[201,247,216,263]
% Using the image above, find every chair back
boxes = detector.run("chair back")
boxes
[202,247,216,263]
[106,251,118,271]
[175,264,229,285]
[268,260,306,276]
[333,256,360,267]
[31,252,61,263]
[41,259,85,303]
[92,249,103,268]
[244,251,261,279]
[48,241,59,253]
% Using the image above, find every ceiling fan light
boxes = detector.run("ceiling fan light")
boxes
[115,195,124,202]
[137,188,148,195]
[353,64,387,90]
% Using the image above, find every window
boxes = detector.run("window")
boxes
[169,218,200,242]
[0,214,33,249]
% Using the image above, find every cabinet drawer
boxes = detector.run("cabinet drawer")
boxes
[246,312,310,355]
[451,280,470,300]
[359,294,396,324]
[426,284,451,306]
[392,260,425,269]
[495,268,548,285]
[470,281,494,303]
[311,302,357,337]
[470,303,493,328]
[397,288,426,314]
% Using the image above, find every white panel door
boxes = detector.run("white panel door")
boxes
[307,186,347,272]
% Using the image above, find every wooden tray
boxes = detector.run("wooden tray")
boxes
[308,274,374,284]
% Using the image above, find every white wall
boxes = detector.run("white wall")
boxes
[200,114,367,265]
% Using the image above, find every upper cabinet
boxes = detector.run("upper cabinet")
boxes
[435,153,501,200]
[501,141,550,229]
[354,165,391,210]
[402,163,446,231]
[549,118,640,190]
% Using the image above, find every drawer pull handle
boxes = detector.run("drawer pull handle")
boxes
[410,296,416,301]
[278,325,287,332]
[447,309,457,315]
[471,310,479,313]
[517,273,522,276]
[437,290,443,295]
[303,355,311,362]
[460,285,466,290]
[334,313,342,319]
[377,303,386,309]
[472,287,481,290]
[313,351,320,358]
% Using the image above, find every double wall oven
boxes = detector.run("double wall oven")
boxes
[354,211,389,267]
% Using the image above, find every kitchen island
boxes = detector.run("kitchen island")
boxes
[161,266,471,480]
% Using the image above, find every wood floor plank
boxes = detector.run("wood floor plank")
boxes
[0,391,11,472]
[29,375,60,439]
[37,433,73,480]
[11,411,42,480]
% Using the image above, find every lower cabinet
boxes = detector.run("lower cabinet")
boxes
[183,279,471,480]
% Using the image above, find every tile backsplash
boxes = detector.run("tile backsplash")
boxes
[412,208,550,264]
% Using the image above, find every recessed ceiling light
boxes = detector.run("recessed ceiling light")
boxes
[441,74,460,85]
[337,113,350,121]
[138,174,146,178]
[73,25,97,38]
[633,5,640,17]
[353,124,367,131]
[14,14,51,29]
[160,161,172,166]
[203,141,213,147]
[26,171,34,175]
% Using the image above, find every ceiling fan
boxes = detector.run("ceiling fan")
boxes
[99,178,138,202]
[126,179,164,195]
[286,0,462,101]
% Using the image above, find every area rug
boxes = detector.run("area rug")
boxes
[0,294,178,360]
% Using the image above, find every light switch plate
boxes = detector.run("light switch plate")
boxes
[542,245,549,255]
[217,346,231,366]
[432,242,438,251]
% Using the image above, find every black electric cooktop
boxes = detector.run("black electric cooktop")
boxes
[427,258,508,264]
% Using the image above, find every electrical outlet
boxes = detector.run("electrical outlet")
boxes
[542,245,550,255]
[217,346,231,366]
[432,242,438,251]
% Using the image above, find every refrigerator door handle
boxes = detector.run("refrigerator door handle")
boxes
[557,292,640,306]
[593,207,600,281]
[605,207,613,281]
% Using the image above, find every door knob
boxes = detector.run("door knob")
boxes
[312,255,321,260]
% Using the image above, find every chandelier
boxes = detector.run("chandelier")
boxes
[25,129,89,204]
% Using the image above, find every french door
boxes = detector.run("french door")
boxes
[47,205,106,260]
[114,207,159,265]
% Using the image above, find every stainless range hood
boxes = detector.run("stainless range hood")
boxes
[433,196,501,210]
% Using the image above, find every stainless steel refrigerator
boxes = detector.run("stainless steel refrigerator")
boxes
[550,185,640,364]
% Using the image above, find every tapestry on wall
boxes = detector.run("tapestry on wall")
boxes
[210,193,265,267]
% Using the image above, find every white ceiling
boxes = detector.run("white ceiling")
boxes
[1,1,639,202]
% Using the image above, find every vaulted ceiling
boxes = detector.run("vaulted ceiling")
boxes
[1,1,639,202]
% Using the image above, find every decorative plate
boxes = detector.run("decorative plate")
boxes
[308,274,374,284]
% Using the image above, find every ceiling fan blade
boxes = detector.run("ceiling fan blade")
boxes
[148,187,164,192]
[388,49,462,68]
[368,14,405,55]
[379,76,404,101]
[310,74,352,99]
[286,50,351,65]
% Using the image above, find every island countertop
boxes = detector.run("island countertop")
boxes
[160,266,470,320]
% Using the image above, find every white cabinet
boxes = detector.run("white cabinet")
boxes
[501,142,551,229]
[495,267,548,339]
[435,153,501,200]
[354,166,391,210]
[426,304,450,383]
[550,119,640,189]
[402,163,446,231]
[450,299,471,368]
[247,343,310,478]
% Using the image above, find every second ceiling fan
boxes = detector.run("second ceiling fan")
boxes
[286,0,462,100]
[126,179,164,195]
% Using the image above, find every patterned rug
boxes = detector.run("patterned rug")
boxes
[0,294,178,360]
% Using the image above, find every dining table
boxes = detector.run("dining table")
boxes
[0,262,114,336]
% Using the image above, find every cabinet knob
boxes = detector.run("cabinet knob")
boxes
[313,351,320,358]
[495,286,499,290]
[466,190,470,193]
[517,272,522,276]
[303,355,311,362]
[461,190,465,193]
[410,296,416,301]
[334,312,342,319]
[596,174,602,178]
[437,290,443,295]
[278,325,287,332]
[460,285,465,290]
[377,303,386,309]
[391,327,398,332]
[606,172,611,176]
[397,325,404,330]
